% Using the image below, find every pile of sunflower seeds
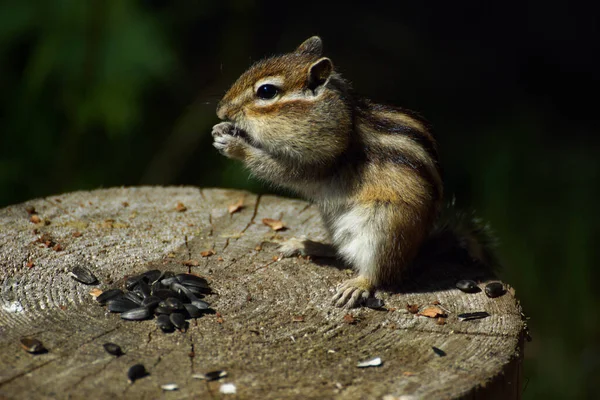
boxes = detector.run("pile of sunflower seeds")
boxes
[94,269,214,333]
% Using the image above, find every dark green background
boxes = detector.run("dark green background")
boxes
[1,1,598,398]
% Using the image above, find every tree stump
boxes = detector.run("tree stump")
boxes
[0,187,525,399]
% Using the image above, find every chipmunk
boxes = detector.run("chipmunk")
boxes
[212,37,495,308]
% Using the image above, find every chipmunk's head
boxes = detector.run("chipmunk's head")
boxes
[216,37,352,164]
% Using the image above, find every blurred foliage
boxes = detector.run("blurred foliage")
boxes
[0,1,598,399]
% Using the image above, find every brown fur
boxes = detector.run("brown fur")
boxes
[213,37,445,307]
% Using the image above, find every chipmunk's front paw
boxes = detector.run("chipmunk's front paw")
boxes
[332,276,373,308]
[212,122,248,160]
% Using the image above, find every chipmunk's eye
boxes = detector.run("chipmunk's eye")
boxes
[256,84,279,100]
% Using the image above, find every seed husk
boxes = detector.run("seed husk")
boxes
[121,307,151,320]
[20,338,46,354]
[127,364,149,383]
[357,357,382,368]
[156,314,175,332]
[170,312,187,331]
[69,266,98,285]
[96,289,123,304]
[485,282,506,298]
[456,280,480,293]
[458,311,490,321]
[161,383,179,391]
[107,298,138,313]
[103,342,123,356]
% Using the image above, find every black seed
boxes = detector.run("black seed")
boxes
[485,282,506,298]
[183,304,205,318]
[125,275,145,290]
[20,338,46,354]
[203,370,228,381]
[156,314,174,332]
[152,289,178,300]
[191,299,210,310]
[160,276,179,286]
[365,298,385,309]
[141,269,162,283]
[96,289,124,304]
[177,274,210,290]
[432,346,446,357]
[134,280,151,299]
[127,364,148,383]
[151,280,162,294]
[107,298,138,313]
[123,292,144,305]
[170,312,187,331]
[142,296,161,309]
[161,297,184,311]
[69,266,98,285]
[103,342,123,356]
[456,280,480,293]
[121,307,151,320]
[154,306,174,315]
[458,311,490,321]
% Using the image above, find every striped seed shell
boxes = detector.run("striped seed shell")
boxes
[120,307,151,320]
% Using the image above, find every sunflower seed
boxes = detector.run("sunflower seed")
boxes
[123,292,144,305]
[193,370,228,381]
[432,346,446,357]
[107,298,138,313]
[103,342,123,356]
[183,304,205,318]
[127,364,148,383]
[160,297,184,311]
[191,299,210,310]
[125,274,146,291]
[458,311,490,321]
[154,306,174,315]
[170,312,187,331]
[69,266,98,285]
[485,282,505,298]
[121,307,151,320]
[456,280,480,293]
[20,338,46,354]
[365,298,384,309]
[152,289,178,300]
[156,314,174,332]
[134,280,151,299]
[96,289,123,304]
[142,295,161,309]
[141,269,162,283]
[161,383,179,391]
[177,274,210,290]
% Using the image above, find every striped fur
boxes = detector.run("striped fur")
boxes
[213,37,459,307]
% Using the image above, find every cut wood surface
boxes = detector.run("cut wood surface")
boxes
[0,187,525,399]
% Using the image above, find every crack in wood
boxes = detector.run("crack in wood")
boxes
[239,194,262,237]
[0,358,57,387]
[208,213,214,237]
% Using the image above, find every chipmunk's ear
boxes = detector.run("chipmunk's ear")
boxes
[307,57,333,93]
[296,36,323,57]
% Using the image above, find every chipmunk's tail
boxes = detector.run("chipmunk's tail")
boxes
[418,199,499,270]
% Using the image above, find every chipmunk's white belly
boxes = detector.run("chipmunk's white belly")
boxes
[328,206,384,278]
